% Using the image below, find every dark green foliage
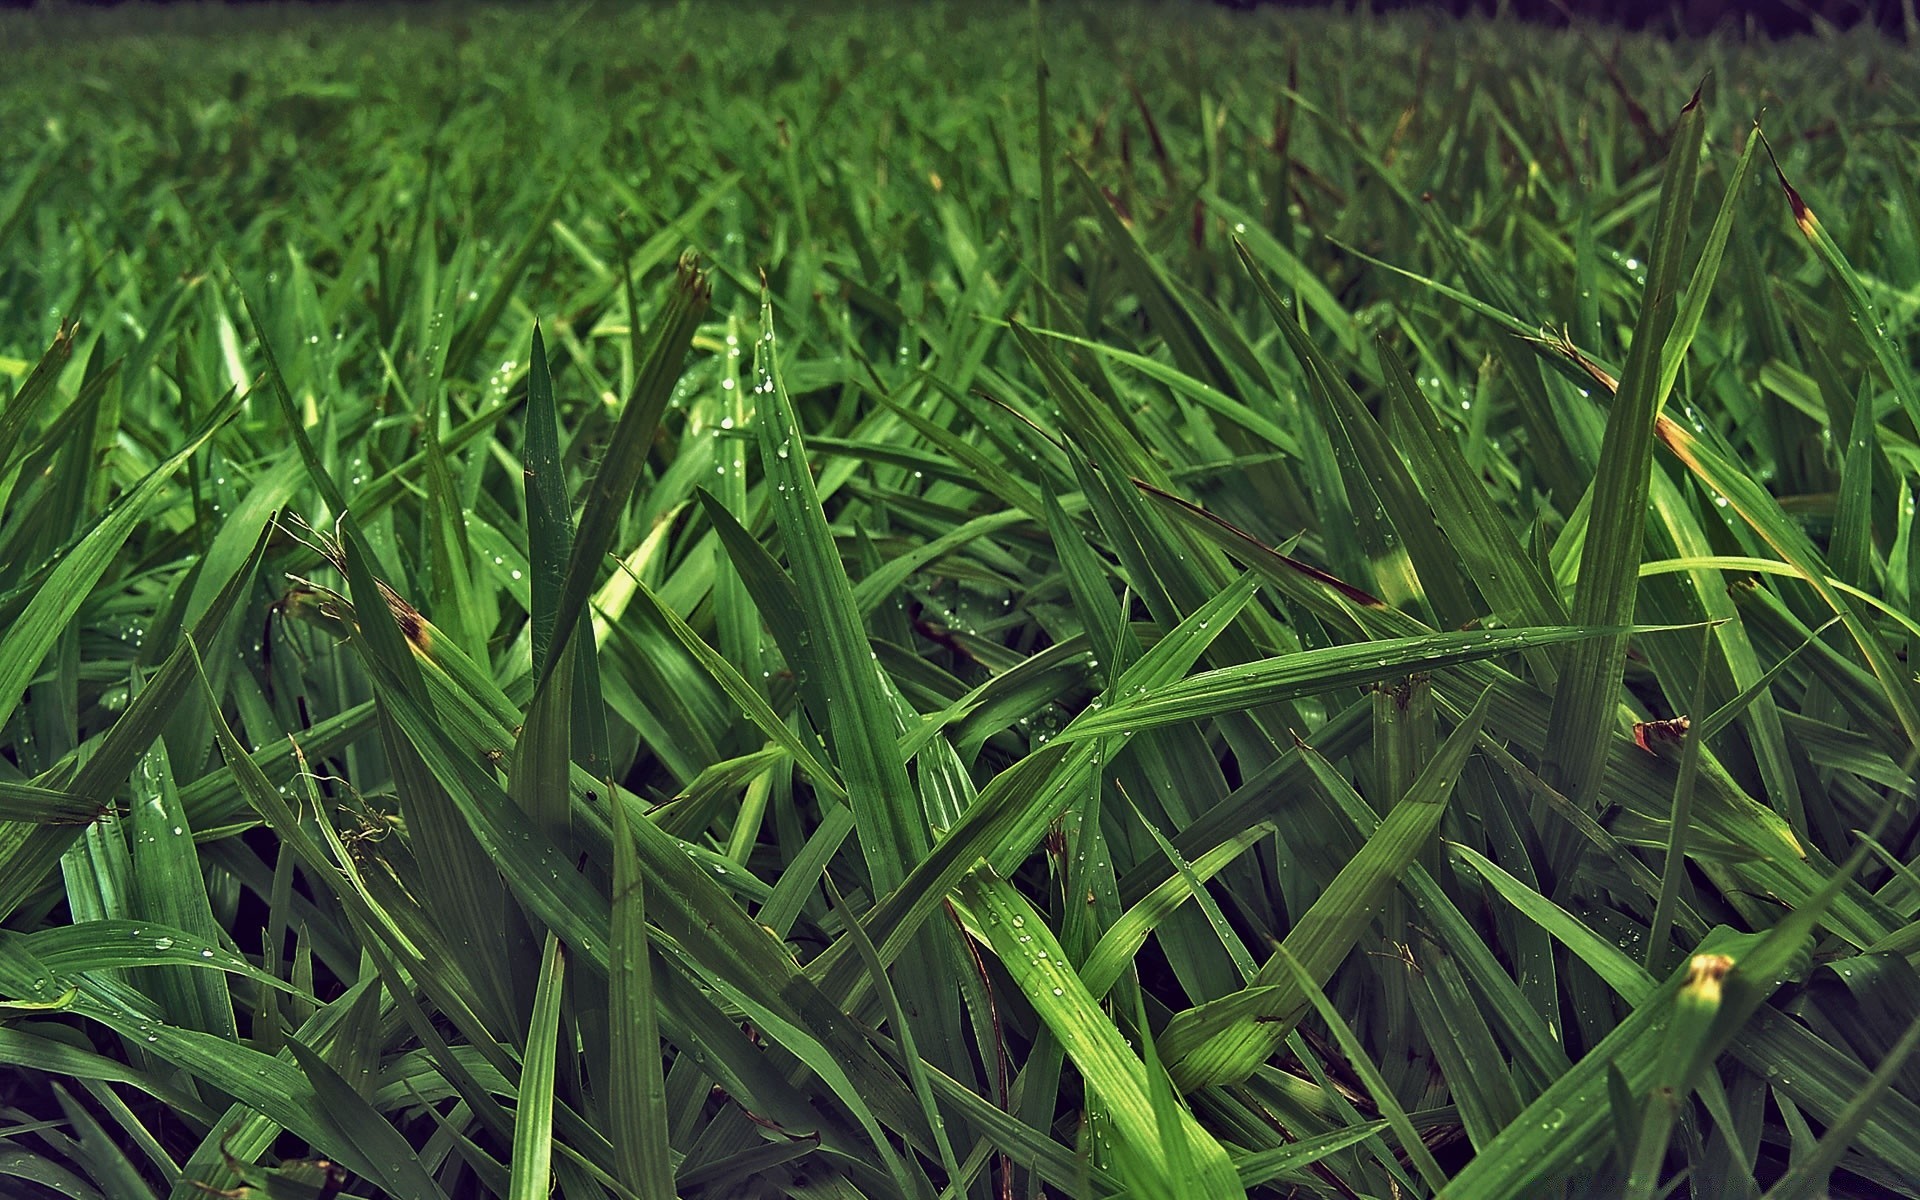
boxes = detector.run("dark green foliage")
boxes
[1,3,1917,1197]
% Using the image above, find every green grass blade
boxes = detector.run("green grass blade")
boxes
[0,323,75,486]
[524,322,570,672]
[1162,686,1492,1091]
[606,775,675,1199]
[1266,944,1448,1192]
[1079,821,1273,998]
[508,934,565,1200]
[126,737,237,1044]
[950,867,1246,1200]
[1757,1008,1920,1200]
[1656,122,1761,403]
[1444,838,1873,1198]
[1544,87,1706,827]
[0,400,231,735]
[1376,338,1567,630]
[283,1021,454,1200]
[0,524,265,923]
[753,285,927,894]
[825,877,962,1186]
[1658,416,1920,752]
[1058,625,1633,741]
[1767,139,1920,435]
[545,253,708,684]
[811,571,1260,998]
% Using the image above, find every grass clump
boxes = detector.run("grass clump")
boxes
[2,2,1919,1197]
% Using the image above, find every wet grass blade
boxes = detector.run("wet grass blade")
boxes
[0,524,265,923]
[1161,687,1491,1092]
[545,254,708,684]
[1445,835,1872,1198]
[1058,626,1630,741]
[1766,138,1920,436]
[0,401,232,735]
[126,738,236,1045]
[1544,87,1705,827]
[1658,416,1920,753]
[8,12,1920,1197]
[950,867,1246,1200]
[752,287,927,891]
[810,571,1260,999]
[1757,1007,1920,1200]
[523,322,570,672]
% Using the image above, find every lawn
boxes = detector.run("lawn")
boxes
[2,1,1919,1197]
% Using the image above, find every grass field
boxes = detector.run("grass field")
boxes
[3,1,1920,1197]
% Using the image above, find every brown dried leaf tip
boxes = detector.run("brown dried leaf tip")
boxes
[1132,478,1386,608]
[276,514,432,654]
[385,591,431,653]
[1532,325,1618,395]
[1775,168,1817,239]
[1756,125,1817,239]
[1683,952,1735,1005]
[1632,715,1690,756]
[676,250,712,306]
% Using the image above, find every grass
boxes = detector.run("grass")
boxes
[2,0,1919,1196]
